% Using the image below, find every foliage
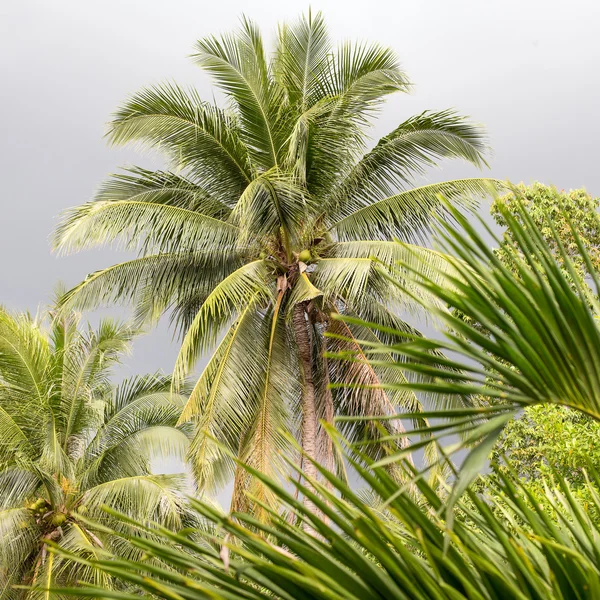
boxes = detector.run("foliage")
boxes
[52,9,503,513]
[485,184,600,506]
[488,405,600,521]
[492,182,600,280]
[51,432,600,600]
[328,194,600,505]
[0,305,196,598]
[493,405,600,487]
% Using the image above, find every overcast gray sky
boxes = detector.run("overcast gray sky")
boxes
[1,0,599,377]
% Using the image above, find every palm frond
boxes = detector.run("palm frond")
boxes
[57,251,241,325]
[95,167,232,217]
[330,178,505,242]
[274,9,331,110]
[173,260,273,384]
[107,82,252,202]
[192,17,284,170]
[235,299,295,515]
[53,199,239,256]
[329,110,490,217]
[52,435,600,600]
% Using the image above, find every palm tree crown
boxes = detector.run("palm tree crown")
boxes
[0,306,194,598]
[54,11,501,514]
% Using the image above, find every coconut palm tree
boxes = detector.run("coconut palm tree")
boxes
[53,11,502,513]
[0,306,195,598]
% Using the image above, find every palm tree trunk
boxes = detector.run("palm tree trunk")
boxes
[292,302,319,515]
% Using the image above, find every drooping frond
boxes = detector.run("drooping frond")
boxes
[311,257,412,314]
[95,167,232,217]
[331,240,460,310]
[330,178,505,242]
[181,303,265,491]
[57,251,241,324]
[329,110,490,217]
[53,199,239,256]
[107,82,252,202]
[173,260,274,384]
[326,318,416,460]
[81,474,190,531]
[235,299,295,515]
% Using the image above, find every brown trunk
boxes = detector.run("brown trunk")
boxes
[320,335,335,477]
[292,302,320,517]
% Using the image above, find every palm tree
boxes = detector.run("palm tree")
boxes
[52,202,600,600]
[0,306,194,598]
[53,11,502,513]
[52,437,600,600]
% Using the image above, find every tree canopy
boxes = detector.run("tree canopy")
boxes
[52,10,502,514]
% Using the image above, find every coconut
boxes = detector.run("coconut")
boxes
[298,249,312,263]
[51,513,67,527]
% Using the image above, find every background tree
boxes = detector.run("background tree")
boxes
[0,306,195,598]
[492,182,600,280]
[488,183,600,505]
[53,10,502,514]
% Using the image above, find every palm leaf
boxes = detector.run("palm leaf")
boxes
[107,82,252,202]
[330,178,505,242]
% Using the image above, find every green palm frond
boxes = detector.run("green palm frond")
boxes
[329,111,489,215]
[81,474,189,530]
[192,17,284,170]
[81,381,188,488]
[53,199,239,256]
[57,251,241,323]
[53,10,495,518]
[95,167,232,217]
[330,178,505,242]
[236,300,294,515]
[181,302,265,491]
[0,309,194,598]
[50,434,600,600]
[274,9,331,110]
[335,198,600,503]
[107,82,252,201]
[173,260,273,383]
[229,169,315,250]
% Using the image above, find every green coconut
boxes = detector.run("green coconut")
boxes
[298,249,312,263]
[29,498,46,511]
[51,513,67,527]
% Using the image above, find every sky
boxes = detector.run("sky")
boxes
[1,0,599,375]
